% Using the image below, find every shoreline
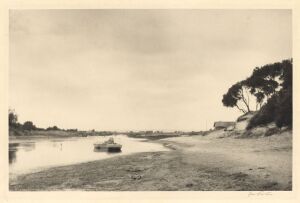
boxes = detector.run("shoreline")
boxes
[9,131,292,191]
[10,150,284,191]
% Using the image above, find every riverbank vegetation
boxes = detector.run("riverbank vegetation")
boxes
[222,59,292,130]
[8,110,200,139]
[9,109,87,137]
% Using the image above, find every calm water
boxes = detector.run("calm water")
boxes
[9,135,168,176]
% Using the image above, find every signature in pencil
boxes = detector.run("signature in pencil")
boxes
[248,191,273,197]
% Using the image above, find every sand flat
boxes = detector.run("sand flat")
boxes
[10,131,292,191]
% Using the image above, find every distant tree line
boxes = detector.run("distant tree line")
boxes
[8,109,78,134]
[222,59,292,129]
[8,109,35,130]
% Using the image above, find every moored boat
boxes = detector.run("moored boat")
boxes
[94,137,122,152]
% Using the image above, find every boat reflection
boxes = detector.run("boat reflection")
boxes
[93,148,122,153]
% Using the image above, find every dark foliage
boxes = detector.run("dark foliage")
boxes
[223,59,292,117]
[247,94,278,129]
[9,109,18,127]
[9,109,45,134]
[247,59,292,129]
[66,128,78,132]
[222,82,250,113]
[46,126,60,131]
[275,88,292,128]
[22,121,37,131]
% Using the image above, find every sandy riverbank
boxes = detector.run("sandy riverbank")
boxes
[9,130,292,191]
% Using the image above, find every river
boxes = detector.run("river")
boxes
[9,135,168,177]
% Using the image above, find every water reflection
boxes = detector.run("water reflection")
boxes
[93,148,122,153]
[51,142,63,151]
[9,135,168,176]
[9,143,20,149]
[9,149,17,164]
[9,142,36,164]
[22,142,36,151]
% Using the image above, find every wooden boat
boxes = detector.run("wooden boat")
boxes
[94,138,122,152]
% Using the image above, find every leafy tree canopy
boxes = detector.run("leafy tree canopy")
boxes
[222,59,292,114]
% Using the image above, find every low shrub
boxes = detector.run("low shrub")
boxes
[247,88,292,130]
[247,95,278,130]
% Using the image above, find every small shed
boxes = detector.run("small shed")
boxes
[214,121,235,130]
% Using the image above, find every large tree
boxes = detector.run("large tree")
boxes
[244,61,286,109]
[9,109,18,127]
[222,81,252,113]
[222,59,292,114]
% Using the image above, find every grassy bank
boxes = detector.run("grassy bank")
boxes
[9,129,82,137]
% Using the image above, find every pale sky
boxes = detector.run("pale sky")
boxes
[9,10,292,131]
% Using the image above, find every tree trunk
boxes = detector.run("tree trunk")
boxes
[240,88,251,112]
[235,104,246,113]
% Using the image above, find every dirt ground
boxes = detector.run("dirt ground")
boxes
[9,130,292,191]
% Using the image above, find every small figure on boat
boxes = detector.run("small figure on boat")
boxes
[94,137,122,152]
[105,137,115,144]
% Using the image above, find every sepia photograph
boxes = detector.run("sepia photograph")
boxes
[7,9,293,192]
